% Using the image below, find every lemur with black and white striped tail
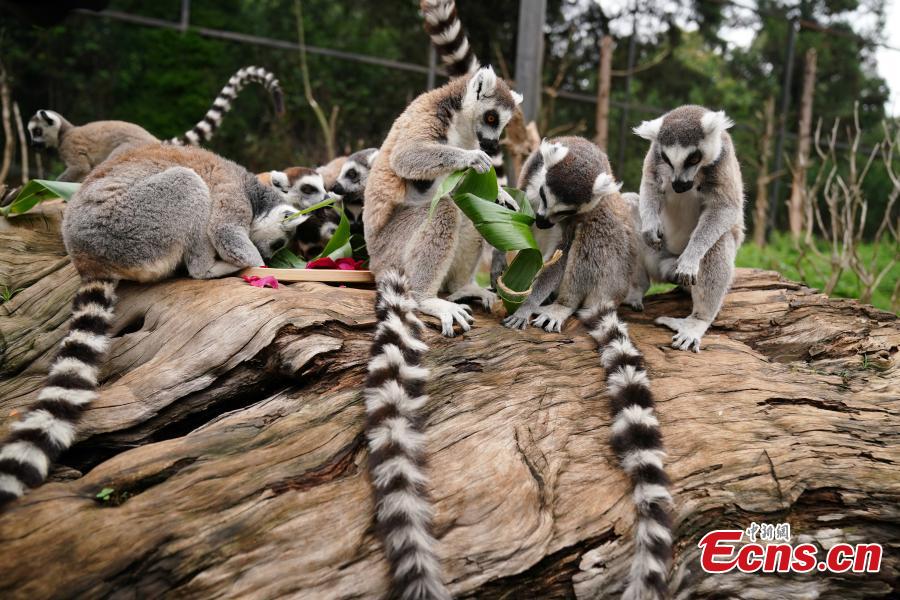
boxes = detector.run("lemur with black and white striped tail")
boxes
[0,144,305,507]
[503,137,673,600]
[420,0,509,184]
[27,66,285,182]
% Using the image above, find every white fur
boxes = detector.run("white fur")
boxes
[611,405,660,436]
[367,416,426,455]
[378,314,429,353]
[11,409,77,448]
[377,487,433,524]
[37,386,97,406]
[607,365,650,396]
[372,455,429,489]
[539,139,569,168]
[633,482,672,508]
[633,116,664,141]
[0,474,25,498]
[621,448,666,474]
[48,357,98,386]
[0,440,49,478]
[465,66,497,108]
[65,329,111,354]
[701,110,734,134]
[600,338,640,370]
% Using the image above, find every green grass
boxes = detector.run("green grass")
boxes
[736,232,898,312]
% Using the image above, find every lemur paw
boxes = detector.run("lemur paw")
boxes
[447,285,496,312]
[641,225,664,250]
[496,188,520,212]
[466,149,493,174]
[673,260,699,287]
[502,311,531,330]
[419,297,474,337]
[532,303,574,333]
[626,298,644,312]
[656,316,708,353]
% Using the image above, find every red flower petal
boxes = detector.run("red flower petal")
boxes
[306,257,338,269]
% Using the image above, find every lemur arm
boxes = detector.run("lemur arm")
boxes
[57,164,89,182]
[674,195,741,285]
[638,156,665,249]
[207,175,265,268]
[390,141,489,180]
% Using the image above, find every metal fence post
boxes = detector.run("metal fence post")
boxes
[514,0,546,123]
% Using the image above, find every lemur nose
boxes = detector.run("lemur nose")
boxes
[332,183,345,195]
[672,180,694,193]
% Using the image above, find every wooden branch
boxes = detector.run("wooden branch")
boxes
[594,35,614,151]
[788,49,817,239]
[610,47,670,77]
[12,101,28,185]
[0,207,897,599]
[0,62,14,183]
[753,96,776,247]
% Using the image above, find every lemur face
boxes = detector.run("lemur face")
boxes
[332,148,378,201]
[634,106,733,194]
[523,139,620,229]
[250,203,309,259]
[285,170,327,209]
[27,110,61,149]
[462,66,523,155]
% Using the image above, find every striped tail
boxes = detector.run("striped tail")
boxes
[420,0,507,185]
[167,65,285,146]
[0,280,116,506]
[364,271,451,600]
[581,306,673,600]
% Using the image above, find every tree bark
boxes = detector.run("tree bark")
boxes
[12,101,28,185]
[594,36,614,151]
[788,48,817,239]
[0,204,898,599]
[0,62,14,184]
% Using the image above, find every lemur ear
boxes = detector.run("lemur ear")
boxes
[592,172,622,198]
[39,110,54,125]
[270,170,290,193]
[468,66,498,102]
[633,116,664,141]
[511,90,524,106]
[539,139,569,168]
[367,150,380,167]
[701,110,734,135]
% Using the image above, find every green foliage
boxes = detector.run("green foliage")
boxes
[1,180,79,216]
[736,233,898,312]
[0,285,24,304]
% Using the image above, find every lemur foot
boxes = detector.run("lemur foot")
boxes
[532,303,575,333]
[419,297,474,337]
[655,316,710,353]
[496,187,520,211]
[502,309,532,330]
[624,291,645,312]
[447,284,496,312]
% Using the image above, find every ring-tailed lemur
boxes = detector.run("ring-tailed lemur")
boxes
[0,144,304,507]
[258,167,336,258]
[316,155,348,191]
[420,0,509,185]
[633,105,744,352]
[364,270,451,600]
[502,137,673,600]
[364,66,521,337]
[27,65,284,182]
[331,147,379,235]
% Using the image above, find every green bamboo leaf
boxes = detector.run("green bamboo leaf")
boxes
[503,186,533,218]
[268,248,307,268]
[1,179,80,217]
[497,248,544,313]
[282,196,337,222]
[316,206,352,259]
[455,165,498,200]
[472,220,539,252]
[429,169,467,217]
[453,193,534,227]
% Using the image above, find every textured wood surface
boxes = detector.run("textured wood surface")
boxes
[0,206,897,599]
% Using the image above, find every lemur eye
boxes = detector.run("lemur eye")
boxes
[660,151,672,167]
[300,184,316,195]
[685,151,702,166]
[484,110,499,127]
[346,169,359,182]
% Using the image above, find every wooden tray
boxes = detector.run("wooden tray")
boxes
[241,267,375,283]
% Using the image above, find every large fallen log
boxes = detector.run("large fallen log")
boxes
[0,202,897,598]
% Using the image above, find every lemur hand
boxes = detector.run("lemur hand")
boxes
[496,187,520,211]
[465,149,493,174]
[673,258,700,287]
[641,221,664,250]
